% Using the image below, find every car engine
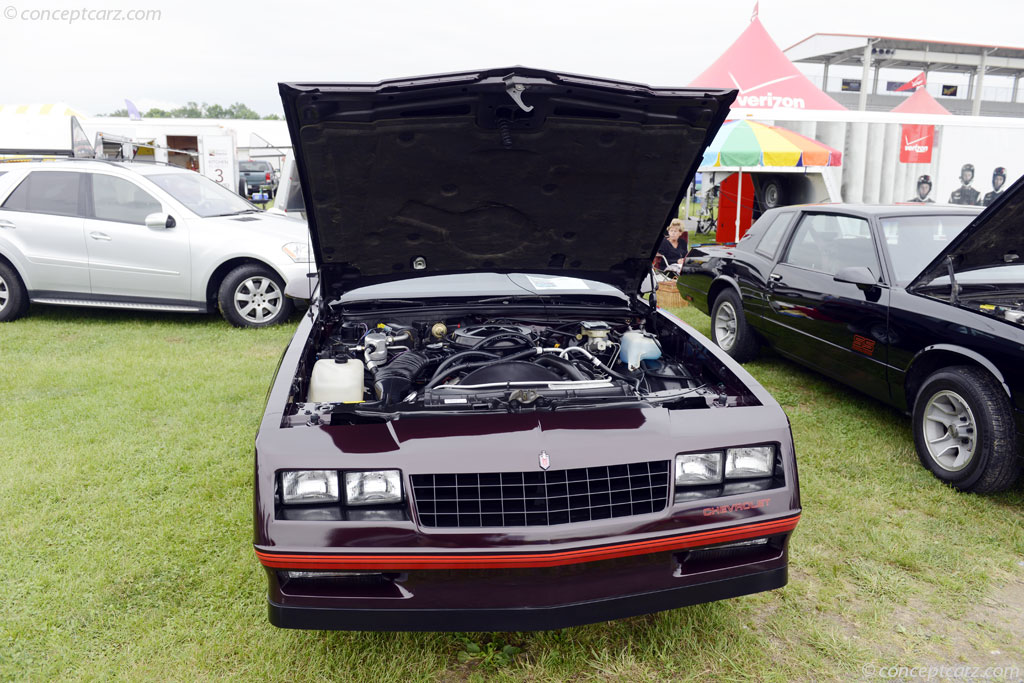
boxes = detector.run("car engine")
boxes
[283,311,758,426]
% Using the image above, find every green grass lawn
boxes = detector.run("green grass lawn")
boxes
[1,305,1022,681]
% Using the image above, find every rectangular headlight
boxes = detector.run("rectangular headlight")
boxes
[675,452,723,485]
[344,470,403,506]
[281,470,339,505]
[725,446,775,479]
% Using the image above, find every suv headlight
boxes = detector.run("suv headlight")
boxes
[675,452,723,485]
[282,242,311,263]
[281,470,339,505]
[725,446,775,478]
[344,470,403,506]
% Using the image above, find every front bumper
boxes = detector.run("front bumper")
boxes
[268,565,788,631]
[258,514,798,631]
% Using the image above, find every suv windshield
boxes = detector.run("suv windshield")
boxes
[240,161,270,173]
[147,172,255,217]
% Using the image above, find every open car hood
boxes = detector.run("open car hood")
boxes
[279,67,734,297]
[910,174,1024,290]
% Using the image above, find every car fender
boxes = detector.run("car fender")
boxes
[200,253,291,290]
[0,241,34,291]
[905,343,1011,403]
[707,274,742,313]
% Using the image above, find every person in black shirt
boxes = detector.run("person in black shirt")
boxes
[949,163,980,205]
[982,167,1007,206]
[657,219,688,272]
[908,175,934,203]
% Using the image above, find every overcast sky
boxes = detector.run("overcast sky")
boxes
[2,0,1021,116]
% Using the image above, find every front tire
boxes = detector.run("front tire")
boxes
[912,366,1022,493]
[0,261,29,322]
[217,264,293,328]
[710,288,758,362]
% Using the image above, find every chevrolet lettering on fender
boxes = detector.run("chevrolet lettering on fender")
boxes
[703,498,772,516]
[253,67,802,631]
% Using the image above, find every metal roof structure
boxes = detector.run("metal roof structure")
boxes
[784,34,1024,115]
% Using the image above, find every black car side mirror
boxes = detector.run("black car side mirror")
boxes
[834,266,878,291]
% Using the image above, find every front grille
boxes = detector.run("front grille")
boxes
[411,460,671,528]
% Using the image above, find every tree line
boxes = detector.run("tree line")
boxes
[100,101,281,120]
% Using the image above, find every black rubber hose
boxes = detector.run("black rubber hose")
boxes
[474,332,535,350]
[425,348,539,390]
[429,350,501,386]
[534,355,588,381]
[373,351,432,405]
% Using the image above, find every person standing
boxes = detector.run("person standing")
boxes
[982,167,1007,206]
[949,163,981,205]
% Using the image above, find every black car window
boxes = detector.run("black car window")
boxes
[1,171,81,217]
[91,174,162,225]
[783,214,879,277]
[755,212,792,258]
[880,215,974,284]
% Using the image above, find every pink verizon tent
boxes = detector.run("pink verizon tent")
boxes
[691,17,846,111]
[891,88,952,115]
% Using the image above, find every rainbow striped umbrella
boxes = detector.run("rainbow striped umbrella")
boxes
[701,120,842,168]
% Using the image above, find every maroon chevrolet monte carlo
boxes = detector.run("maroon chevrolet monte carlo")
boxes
[254,67,801,631]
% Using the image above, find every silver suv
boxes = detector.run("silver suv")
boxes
[0,160,313,327]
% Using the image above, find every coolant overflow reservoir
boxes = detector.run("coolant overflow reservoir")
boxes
[308,358,365,403]
[620,331,662,371]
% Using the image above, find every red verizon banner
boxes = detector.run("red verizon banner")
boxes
[900,124,934,163]
[897,71,927,92]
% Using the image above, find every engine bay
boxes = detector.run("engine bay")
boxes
[283,307,759,426]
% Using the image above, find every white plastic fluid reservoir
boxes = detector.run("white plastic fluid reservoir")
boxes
[620,331,662,370]
[308,358,365,403]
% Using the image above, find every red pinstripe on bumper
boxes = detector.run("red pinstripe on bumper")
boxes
[255,513,800,570]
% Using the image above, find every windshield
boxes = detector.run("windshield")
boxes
[880,215,975,284]
[147,172,255,217]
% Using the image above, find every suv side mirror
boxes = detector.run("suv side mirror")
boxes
[834,265,877,290]
[145,213,176,230]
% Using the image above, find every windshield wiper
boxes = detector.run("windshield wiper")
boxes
[339,298,427,310]
[207,209,261,217]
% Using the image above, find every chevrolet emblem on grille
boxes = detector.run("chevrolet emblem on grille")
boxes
[538,451,550,470]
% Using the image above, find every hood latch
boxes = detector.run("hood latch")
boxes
[503,74,534,113]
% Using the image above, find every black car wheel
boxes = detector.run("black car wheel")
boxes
[0,261,29,323]
[217,264,294,328]
[761,180,782,209]
[912,366,1022,493]
[710,289,758,362]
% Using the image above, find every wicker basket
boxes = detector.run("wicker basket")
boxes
[657,280,687,308]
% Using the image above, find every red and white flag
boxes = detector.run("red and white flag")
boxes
[896,72,927,92]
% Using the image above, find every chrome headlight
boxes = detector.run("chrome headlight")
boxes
[344,470,403,506]
[282,242,311,263]
[725,446,775,479]
[281,470,339,505]
[675,452,723,485]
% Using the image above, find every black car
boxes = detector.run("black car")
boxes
[677,194,1024,493]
